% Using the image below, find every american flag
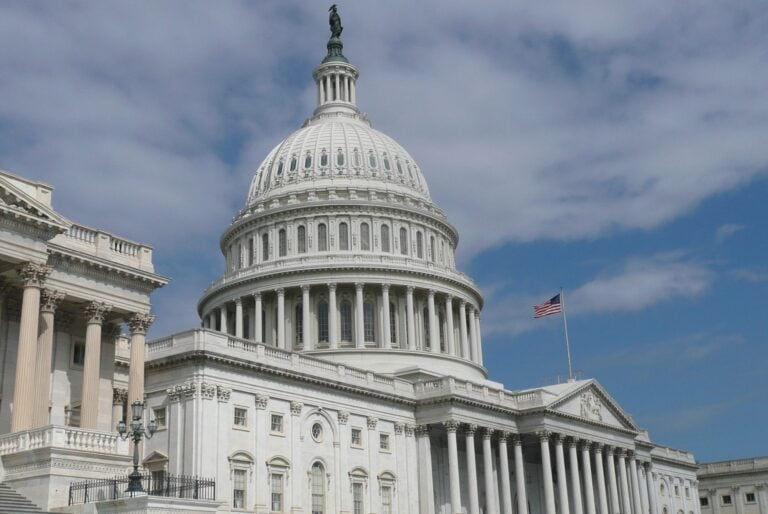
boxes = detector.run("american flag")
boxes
[534,294,562,318]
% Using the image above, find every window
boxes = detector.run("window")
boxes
[296,305,304,345]
[290,156,297,172]
[297,225,307,254]
[270,414,284,434]
[318,223,328,252]
[234,407,248,428]
[660,484,666,496]
[337,149,345,166]
[422,307,430,349]
[271,473,284,512]
[685,487,690,499]
[722,495,732,505]
[353,148,362,167]
[304,153,312,169]
[311,463,325,514]
[318,301,329,342]
[360,223,370,251]
[363,302,375,342]
[233,468,247,509]
[339,222,349,250]
[320,150,328,167]
[72,341,86,366]
[389,303,397,345]
[276,159,284,176]
[675,486,680,497]
[700,498,709,507]
[396,159,403,175]
[152,407,166,430]
[353,482,364,514]
[430,236,436,262]
[380,225,390,252]
[340,300,353,342]
[248,238,254,266]
[278,229,287,257]
[416,231,423,258]
[262,233,269,261]
[379,433,390,451]
[368,152,377,168]
[438,312,446,351]
[381,485,393,514]
[351,428,362,447]
[399,227,408,255]
[746,493,756,503]
[383,154,391,171]
[311,423,323,442]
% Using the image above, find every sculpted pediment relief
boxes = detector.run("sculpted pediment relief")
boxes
[549,383,637,431]
[0,177,69,230]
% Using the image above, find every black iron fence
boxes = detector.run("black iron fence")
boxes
[68,473,215,505]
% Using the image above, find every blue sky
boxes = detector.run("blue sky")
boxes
[0,2,765,462]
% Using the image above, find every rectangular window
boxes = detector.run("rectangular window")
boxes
[271,473,284,512]
[351,428,362,448]
[746,493,756,503]
[722,495,732,505]
[700,498,709,507]
[675,486,680,497]
[271,414,284,434]
[379,433,390,452]
[152,407,166,430]
[353,483,364,514]
[686,487,690,499]
[234,407,248,428]
[233,469,247,509]
[150,470,166,494]
[381,485,393,514]
[72,341,86,366]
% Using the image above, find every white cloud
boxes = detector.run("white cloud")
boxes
[715,224,744,243]
[728,268,768,283]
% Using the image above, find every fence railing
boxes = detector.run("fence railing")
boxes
[68,474,215,505]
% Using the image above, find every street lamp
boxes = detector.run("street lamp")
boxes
[117,400,157,494]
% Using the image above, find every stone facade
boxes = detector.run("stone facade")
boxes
[698,458,768,514]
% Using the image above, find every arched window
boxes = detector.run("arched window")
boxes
[383,154,391,171]
[416,232,424,259]
[353,148,362,167]
[318,301,329,343]
[276,159,284,176]
[304,153,312,169]
[339,222,349,250]
[336,149,345,166]
[318,224,328,252]
[360,223,371,251]
[363,302,375,342]
[368,151,377,168]
[297,226,307,254]
[340,300,353,342]
[407,163,414,179]
[396,159,403,175]
[438,312,446,352]
[278,229,287,257]
[381,225,390,253]
[399,228,408,255]
[389,302,397,345]
[311,462,325,514]
[262,233,269,261]
[320,150,328,167]
[295,304,303,346]
[289,156,297,172]
[422,307,430,349]
[430,236,436,262]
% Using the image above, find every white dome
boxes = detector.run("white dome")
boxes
[246,115,431,205]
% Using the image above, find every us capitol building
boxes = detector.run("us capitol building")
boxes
[0,11,702,514]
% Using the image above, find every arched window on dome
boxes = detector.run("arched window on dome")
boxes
[320,150,328,167]
[304,152,312,169]
[295,304,303,347]
[339,222,349,251]
[310,462,326,514]
[336,149,345,166]
[317,224,328,252]
[353,148,362,168]
[383,154,391,171]
[438,312,446,352]
[422,307,430,350]
[407,163,414,179]
[389,302,397,345]
[276,159,284,176]
[363,302,375,342]
[360,223,371,251]
[368,151,377,168]
[297,225,307,254]
[289,156,297,173]
[340,300,353,342]
[317,301,329,343]
[430,236,436,263]
[439,240,445,263]
[396,159,403,175]
[399,228,408,255]
[416,232,424,259]
[262,233,269,261]
[380,225,390,253]
[279,229,287,257]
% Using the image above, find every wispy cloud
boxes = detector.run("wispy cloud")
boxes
[715,224,744,243]
[641,400,735,433]
[728,268,768,283]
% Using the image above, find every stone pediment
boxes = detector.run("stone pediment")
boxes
[547,381,639,432]
[0,174,69,233]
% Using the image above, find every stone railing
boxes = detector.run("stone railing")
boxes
[0,425,129,457]
[699,456,768,474]
[51,223,155,273]
[412,375,552,411]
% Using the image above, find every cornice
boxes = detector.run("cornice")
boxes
[0,213,62,240]
[541,407,639,436]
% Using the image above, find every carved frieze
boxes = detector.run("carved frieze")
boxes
[18,262,52,288]
[255,394,268,410]
[128,312,155,335]
[337,410,349,425]
[217,385,231,403]
[40,289,65,313]
[290,401,303,416]
[580,390,604,422]
[200,382,216,401]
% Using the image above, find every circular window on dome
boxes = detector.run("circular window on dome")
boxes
[311,422,323,442]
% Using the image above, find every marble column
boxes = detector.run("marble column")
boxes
[207,312,215,330]
[112,387,127,425]
[382,284,391,348]
[459,301,469,359]
[32,289,65,427]
[427,290,438,353]
[127,312,155,411]
[570,438,585,514]
[606,447,621,514]
[468,307,478,361]
[512,435,529,514]
[219,305,228,334]
[474,310,484,365]
[582,441,597,514]
[328,284,338,348]
[734,487,745,514]
[11,263,51,432]
[645,464,658,514]
[484,428,498,514]
[540,432,557,514]
[554,435,570,514]
[629,453,643,514]
[254,293,263,343]
[80,301,111,429]
[234,298,243,338]
[355,283,364,348]
[618,450,632,514]
[416,425,435,513]
[755,484,767,514]
[498,432,513,514]
[445,421,462,514]
[276,288,285,349]
[302,285,311,348]
[445,295,456,355]
[406,286,416,350]
[466,425,481,514]
[594,444,610,514]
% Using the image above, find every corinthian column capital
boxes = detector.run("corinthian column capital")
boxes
[18,262,52,288]
[128,312,156,335]
[40,289,65,313]
[84,301,111,325]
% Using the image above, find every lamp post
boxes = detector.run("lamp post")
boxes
[117,400,157,495]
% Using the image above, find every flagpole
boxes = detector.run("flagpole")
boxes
[560,287,574,381]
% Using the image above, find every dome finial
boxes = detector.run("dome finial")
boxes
[324,5,347,63]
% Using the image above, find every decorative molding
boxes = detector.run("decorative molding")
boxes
[40,289,65,313]
[483,427,495,440]
[46,251,164,293]
[113,387,128,406]
[404,424,415,437]
[393,422,404,435]
[255,394,268,410]
[290,400,303,416]
[536,430,551,442]
[217,385,231,403]
[366,417,378,430]
[337,410,349,425]
[200,382,216,400]
[510,433,522,446]
[443,420,459,433]
[414,424,430,437]
[17,262,52,288]
[464,424,478,436]
[84,301,111,325]
[128,312,155,335]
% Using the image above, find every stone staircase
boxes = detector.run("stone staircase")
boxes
[0,483,51,513]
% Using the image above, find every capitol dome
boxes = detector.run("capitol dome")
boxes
[198,32,486,381]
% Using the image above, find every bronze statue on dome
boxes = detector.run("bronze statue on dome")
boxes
[329,4,343,39]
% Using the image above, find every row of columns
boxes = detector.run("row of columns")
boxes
[318,70,356,105]
[205,282,484,364]
[8,262,154,432]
